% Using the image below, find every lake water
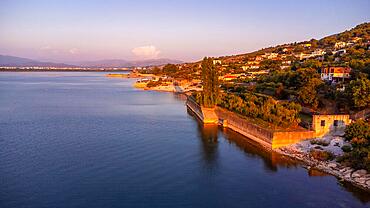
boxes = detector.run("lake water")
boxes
[0,72,369,208]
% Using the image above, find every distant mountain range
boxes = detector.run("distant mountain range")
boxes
[77,58,183,68]
[0,55,183,68]
[0,55,74,67]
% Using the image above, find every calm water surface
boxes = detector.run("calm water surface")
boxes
[0,72,369,208]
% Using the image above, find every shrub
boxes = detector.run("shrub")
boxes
[146,80,164,88]
[309,149,335,161]
[337,147,370,172]
[341,145,352,152]
[310,139,330,146]
[340,120,370,171]
[344,120,370,142]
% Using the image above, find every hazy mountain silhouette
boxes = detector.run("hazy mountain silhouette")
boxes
[78,58,183,67]
[0,55,74,67]
[0,55,182,68]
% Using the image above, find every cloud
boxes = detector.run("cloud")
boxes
[39,45,59,54]
[40,45,51,50]
[69,48,79,54]
[131,45,160,59]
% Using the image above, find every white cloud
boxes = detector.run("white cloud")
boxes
[40,45,51,50]
[131,45,160,59]
[69,48,79,54]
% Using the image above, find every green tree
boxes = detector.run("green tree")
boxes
[297,77,323,109]
[344,120,370,142]
[296,68,323,109]
[163,64,178,74]
[340,120,370,171]
[151,67,162,75]
[346,76,370,109]
[201,57,219,108]
[302,59,322,69]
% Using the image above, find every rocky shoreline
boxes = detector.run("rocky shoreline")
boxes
[275,146,370,192]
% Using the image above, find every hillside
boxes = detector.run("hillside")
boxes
[215,22,370,67]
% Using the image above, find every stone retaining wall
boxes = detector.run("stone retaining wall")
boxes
[215,107,273,148]
[186,97,204,121]
[186,97,218,124]
[187,97,315,149]
[272,131,315,148]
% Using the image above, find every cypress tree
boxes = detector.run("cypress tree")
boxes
[201,57,219,108]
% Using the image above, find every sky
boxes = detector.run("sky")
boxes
[0,0,369,63]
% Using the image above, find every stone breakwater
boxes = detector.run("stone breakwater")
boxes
[276,147,370,192]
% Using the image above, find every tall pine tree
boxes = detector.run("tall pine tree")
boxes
[201,57,219,108]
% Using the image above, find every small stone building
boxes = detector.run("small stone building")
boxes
[312,114,351,137]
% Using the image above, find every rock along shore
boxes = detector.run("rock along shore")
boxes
[275,146,370,192]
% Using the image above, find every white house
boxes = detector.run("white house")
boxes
[311,49,326,57]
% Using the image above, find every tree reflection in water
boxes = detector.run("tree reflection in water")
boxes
[196,121,219,167]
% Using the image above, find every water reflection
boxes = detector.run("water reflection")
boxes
[221,128,300,172]
[341,181,370,203]
[196,122,219,167]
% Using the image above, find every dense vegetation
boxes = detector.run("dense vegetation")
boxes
[345,76,370,109]
[338,120,370,171]
[144,64,199,80]
[257,68,323,109]
[218,92,301,127]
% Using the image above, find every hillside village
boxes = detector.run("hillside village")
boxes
[135,23,370,116]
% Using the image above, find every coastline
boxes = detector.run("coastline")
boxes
[275,146,370,192]
[0,69,132,72]
[117,73,370,192]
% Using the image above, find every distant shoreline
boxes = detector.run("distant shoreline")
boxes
[0,69,132,72]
